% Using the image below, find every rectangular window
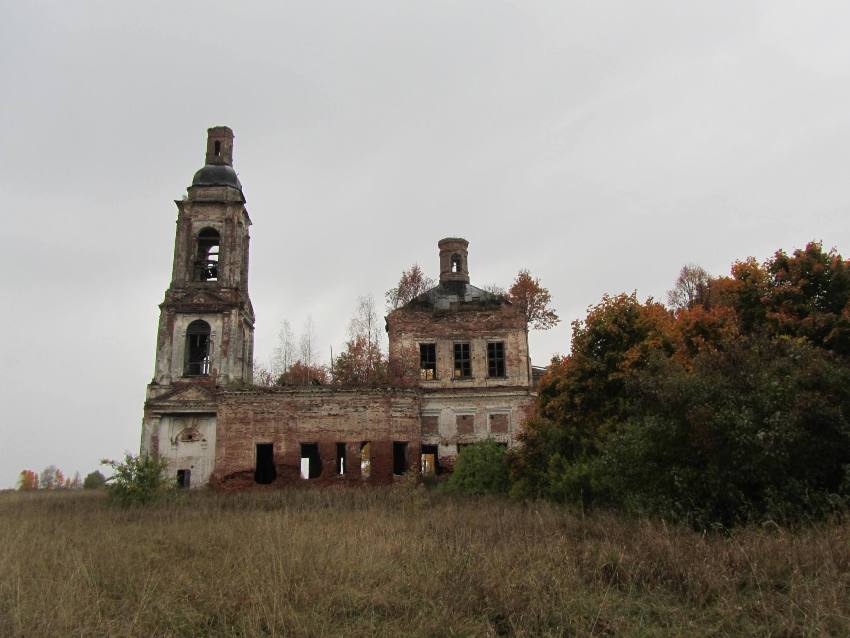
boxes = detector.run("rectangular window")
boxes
[419,343,437,380]
[453,342,471,378]
[456,414,475,435]
[421,444,439,475]
[393,442,409,475]
[336,442,347,475]
[422,415,439,435]
[176,469,191,489]
[487,342,506,378]
[489,413,509,433]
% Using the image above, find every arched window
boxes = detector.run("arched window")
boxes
[451,254,462,273]
[185,320,212,376]
[194,228,220,282]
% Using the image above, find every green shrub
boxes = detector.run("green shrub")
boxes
[444,439,511,496]
[101,453,173,506]
[82,470,106,490]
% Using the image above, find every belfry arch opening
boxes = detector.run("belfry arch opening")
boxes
[194,228,220,282]
[185,319,211,376]
[451,254,462,273]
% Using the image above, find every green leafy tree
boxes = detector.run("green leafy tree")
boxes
[101,454,172,506]
[83,470,106,489]
[445,440,511,496]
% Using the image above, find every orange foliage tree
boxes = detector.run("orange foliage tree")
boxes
[17,470,39,491]
[508,269,560,331]
[386,264,435,310]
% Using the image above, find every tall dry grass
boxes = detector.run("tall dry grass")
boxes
[0,487,848,637]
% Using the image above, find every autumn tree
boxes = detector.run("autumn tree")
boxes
[333,295,385,385]
[39,465,61,490]
[386,264,434,310]
[508,269,560,331]
[509,241,850,526]
[17,469,39,491]
[667,264,710,310]
[277,360,329,386]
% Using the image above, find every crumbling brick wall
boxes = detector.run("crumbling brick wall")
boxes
[211,387,421,488]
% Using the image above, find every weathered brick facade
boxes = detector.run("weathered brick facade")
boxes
[141,127,536,488]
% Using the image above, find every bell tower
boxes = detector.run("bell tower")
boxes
[141,127,255,483]
[150,126,255,388]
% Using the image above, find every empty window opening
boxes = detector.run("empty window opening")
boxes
[214,140,221,156]
[454,343,471,378]
[421,445,439,475]
[419,343,437,380]
[360,442,371,478]
[457,443,471,457]
[393,442,409,475]
[451,254,462,273]
[176,469,191,488]
[194,228,220,282]
[300,443,321,479]
[185,319,211,376]
[336,443,347,475]
[254,443,276,484]
[487,342,506,378]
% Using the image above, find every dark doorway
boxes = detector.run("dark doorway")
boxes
[393,441,408,475]
[255,443,276,484]
[336,443,346,475]
[176,469,191,488]
[300,443,322,479]
[421,445,439,475]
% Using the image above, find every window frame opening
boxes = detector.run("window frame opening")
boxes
[254,443,276,485]
[393,441,409,475]
[300,443,322,479]
[487,341,506,378]
[184,319,212,376]
[421,444,439,475]
[214,140,221,156]
[360,442,371,479]
[453,342,471,379]
[451,254,462,273]
[176,469,191,489]
[336,442,347,476]
[419,342,437,380]
[194,227,220,282]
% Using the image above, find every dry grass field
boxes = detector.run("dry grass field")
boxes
[1,486,848,637]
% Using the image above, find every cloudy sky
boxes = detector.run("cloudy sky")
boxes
[1,1,849,488]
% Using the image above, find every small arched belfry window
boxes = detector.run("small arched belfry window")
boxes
[451,254,463,273]
[194,228,220,282]
[185,320,212,376]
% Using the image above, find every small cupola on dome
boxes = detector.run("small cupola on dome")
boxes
[191,126,243,190]
[438,237,470,284]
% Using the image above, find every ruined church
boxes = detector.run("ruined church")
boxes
[141,127,536,488]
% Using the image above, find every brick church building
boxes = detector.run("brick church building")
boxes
[141,127,536,488]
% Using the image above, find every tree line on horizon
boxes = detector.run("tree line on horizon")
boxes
[18,467,105,491]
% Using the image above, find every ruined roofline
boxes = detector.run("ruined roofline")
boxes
[218,385,422,397]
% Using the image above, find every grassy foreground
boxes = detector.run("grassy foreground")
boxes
[0,488,848,637]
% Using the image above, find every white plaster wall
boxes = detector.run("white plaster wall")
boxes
[157,414,217,488]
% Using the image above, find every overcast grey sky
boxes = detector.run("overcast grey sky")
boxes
[1,1,849,488]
